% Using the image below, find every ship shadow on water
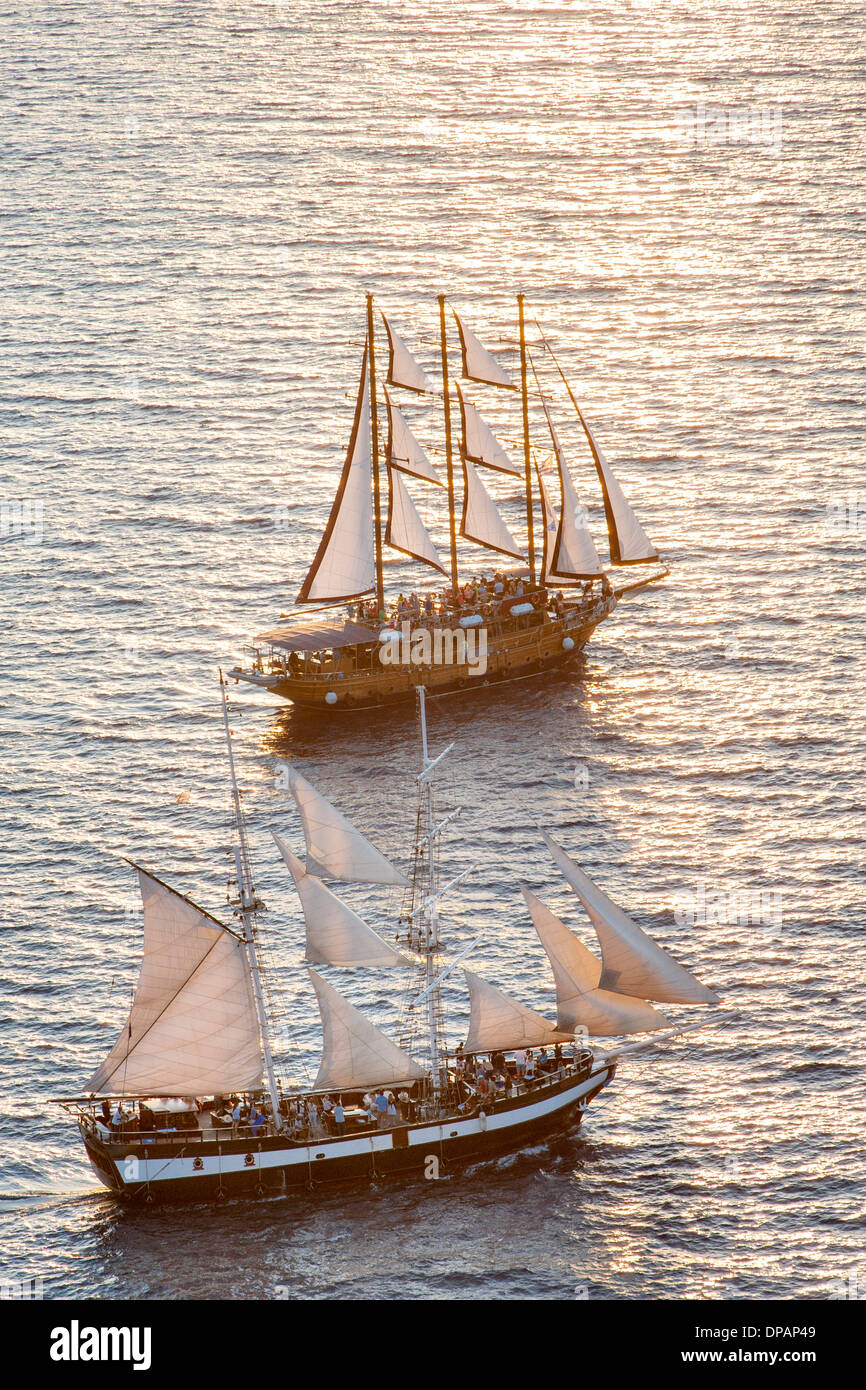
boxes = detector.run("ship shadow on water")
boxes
[262,655,593,763]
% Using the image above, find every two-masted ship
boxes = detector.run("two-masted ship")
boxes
[230,295,668,712]
[53,684,721,1204]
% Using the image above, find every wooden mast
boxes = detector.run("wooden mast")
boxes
[366,293,386,620]
[438,293,459,596]
[518,294,536,584]
[219,674,283,1131]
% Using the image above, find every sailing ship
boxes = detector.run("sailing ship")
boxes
[230,295,668,712]
[53,684,721,1204]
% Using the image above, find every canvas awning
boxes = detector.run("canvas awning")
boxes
[254,620,379,653]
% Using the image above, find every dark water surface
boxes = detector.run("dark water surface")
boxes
[1,1,863,1299]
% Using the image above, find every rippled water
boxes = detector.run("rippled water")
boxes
[1,0,864,1300]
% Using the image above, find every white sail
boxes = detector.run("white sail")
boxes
[297,344,376,603]
[522,888,669,1036]
[463,969,570,1052]
[85,870,263,1096]
[542,833,719,1004]
[547,418,603,578]
[452,309,515,389]
[384,387,442,485]
[576,407,657,566]
[281,763,409,886]
[460,456,525,560]
[309,968,426,1091]
[538,468,557,585]
[381,312,433,394]
[456,385,520,476]
[385,466,447,574]
[274,835,411,967]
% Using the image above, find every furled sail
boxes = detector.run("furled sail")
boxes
[280,763,409,886]
[309,968,426,1090]
[539,403,603,579]
[274,835,412,967]
[297,344,376,603]
[456,385,520,476]
[452,309,515,389]
[84,869,263,1096]
[460,455,525,560]
[542,833,719,1004]
[381,312,433,394]
[384,387,442,485]
[575,406,657,566]
[522,888,669,1036]
[385,466,447,574]
[463,969,571,1053]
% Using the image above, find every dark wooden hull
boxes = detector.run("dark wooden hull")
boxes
[234,600,616,713]
[82,1063,615,1204]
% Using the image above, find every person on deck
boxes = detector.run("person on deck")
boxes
[514,1048,526,1079]
[333,1099,345,1136]
[375,1090,389,1128]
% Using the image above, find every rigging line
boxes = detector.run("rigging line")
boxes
[121,859,244,941]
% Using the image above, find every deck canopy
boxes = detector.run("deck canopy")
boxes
[255,620,379,652]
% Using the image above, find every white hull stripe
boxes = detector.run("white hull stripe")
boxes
[110,1068,612,1187]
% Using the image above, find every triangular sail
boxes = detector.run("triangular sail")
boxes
[538,401,603,579]
[537,465,560,586]
[456,385,521,476]
[85,869,263,1096]
[384,387,442,485]
[542,833,719,1004]
[576,407,658,566]
[452,309,515,389]
[281,763,409,886]
[297,344,376,603]
[274,835,412,967]
[460,455,525,560]
[385,467,447,574]
[463,969,571,1052]
[522,888,669,1036]
[309,968,426,1090]
[381,312,433,394]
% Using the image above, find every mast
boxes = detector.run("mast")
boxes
[219,676,283,1128]
[438,294,459,595]
[518,293,536,584]
[417,686,443,1095]
[366,293,386,620]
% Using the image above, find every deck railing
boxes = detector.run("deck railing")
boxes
[81,1053,597,1151]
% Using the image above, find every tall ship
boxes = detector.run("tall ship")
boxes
[53,684,723,1204]
[230,295,668,712]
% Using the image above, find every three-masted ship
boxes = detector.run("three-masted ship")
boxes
[230,295,668,712]
[54,684,721,1204]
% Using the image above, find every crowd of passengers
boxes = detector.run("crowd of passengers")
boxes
[348,569,612,631]
[91,1044,588,1144]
